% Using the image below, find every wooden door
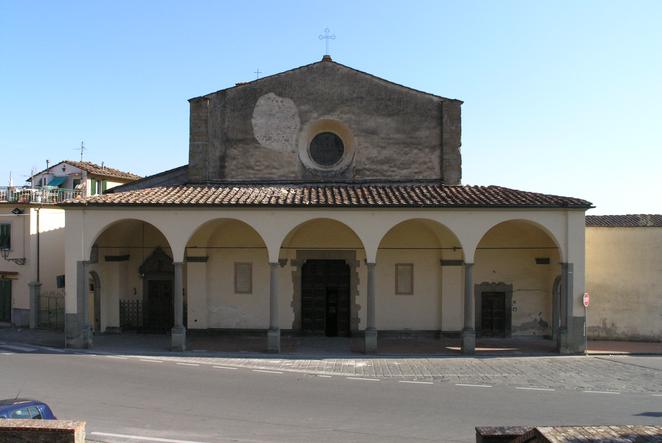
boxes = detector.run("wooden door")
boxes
[144,279,174,332]
[481,292,506,337]
[301,260,350,337]
[0,280,10,323]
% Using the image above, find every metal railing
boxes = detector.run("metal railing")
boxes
[120,299,143,330]
[0,186,82,204]
[39,292,65,330]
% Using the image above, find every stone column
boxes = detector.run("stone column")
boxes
[559,262,575,354]
[28,281,41,329]
[461,262,475,354]
[267,262,280,353]
[77,260,92,348]
[171,262,186,351]
[364,262,377,354]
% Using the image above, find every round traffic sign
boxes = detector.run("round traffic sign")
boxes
[583,292,590,307]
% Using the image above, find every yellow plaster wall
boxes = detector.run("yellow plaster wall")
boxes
[586,227,662,340]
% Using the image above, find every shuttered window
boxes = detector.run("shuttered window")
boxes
[0,224,10,250]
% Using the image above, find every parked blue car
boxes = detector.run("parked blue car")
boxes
[0,399,56,420]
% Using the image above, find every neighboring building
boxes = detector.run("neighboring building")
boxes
[585,214,662,341]
[29,160,141,197]
[0,161,140,328]
[61,56,591,354]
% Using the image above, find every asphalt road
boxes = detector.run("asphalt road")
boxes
[1,351,661,443]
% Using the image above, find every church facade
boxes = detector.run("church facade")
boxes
[62,57,590,354]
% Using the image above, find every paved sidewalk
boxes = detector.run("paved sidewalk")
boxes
[2,327,662,395]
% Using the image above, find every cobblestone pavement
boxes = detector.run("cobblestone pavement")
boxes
[91,353,662,395]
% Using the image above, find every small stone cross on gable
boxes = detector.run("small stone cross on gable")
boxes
[319,28,336,55]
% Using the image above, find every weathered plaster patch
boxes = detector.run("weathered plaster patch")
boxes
[251,93,300,153]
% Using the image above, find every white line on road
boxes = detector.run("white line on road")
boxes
[212,365,238,370]
[0,344,37,352]
[652,394,662,397]
[140,359,164,363]
[38,346,66,353]
[316,375,332,378]
[346,377,380,382]
[105,355,129,360]
[456,383,492,388]
[252,369,282,374]
[0,352,14,355]
[90,431,209,443]
[176,362,200,367]
[516,386,555,392]
[582,390,620,395]
[399,380,433,385]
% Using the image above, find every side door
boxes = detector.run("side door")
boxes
[0,280,11,323]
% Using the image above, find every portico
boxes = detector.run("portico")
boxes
[62,196,588,354]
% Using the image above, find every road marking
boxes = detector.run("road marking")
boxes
[582,390,620,395]
[0,352,14,355]
[106,355,129,360]
[176,362,200,367]
[456,383,492,388]
[346,377,380,382]
[0,344,37,352]
[516,386,555,392]
[253,369,282,374]
[399,380,433,385]
[652,394,662,397]
[39,346,66,353]
[90,431,209,443]
[140,359,164,363]
[212,365,238,370]
[316,375,332,378]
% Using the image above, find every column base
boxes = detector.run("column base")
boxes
[267,328,280,353]
[171,326,187,352]
[364,329,378,354]
[559,317,586,354]
[67,326,93,349]
[462,329,475,355]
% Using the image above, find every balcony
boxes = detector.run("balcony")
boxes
[0,186,83,204]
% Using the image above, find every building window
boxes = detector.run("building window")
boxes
[0,224,10,250]
[234,262,252,294]
[395,263,414,295]
[309,132,344,166]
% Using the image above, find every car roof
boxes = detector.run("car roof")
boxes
[0,398,40,406]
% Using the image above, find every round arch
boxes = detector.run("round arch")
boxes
[472,218,563,341]
[469,217,566,263]
[376,218,465,257]
[184,218,269,252]
[86,217,176,263]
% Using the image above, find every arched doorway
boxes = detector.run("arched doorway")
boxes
[473,220,561,345]
[87,219,174,335]
[279,218,366,337]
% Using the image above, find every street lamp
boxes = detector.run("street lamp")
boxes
[0,247,26,265]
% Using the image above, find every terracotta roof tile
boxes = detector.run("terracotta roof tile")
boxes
[61,182,592,209]
[586,214,662,227]
[31,160,141,181]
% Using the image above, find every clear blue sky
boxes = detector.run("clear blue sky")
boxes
[1,1,660,214]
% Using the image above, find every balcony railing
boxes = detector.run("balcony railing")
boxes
[0,186,82,204]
